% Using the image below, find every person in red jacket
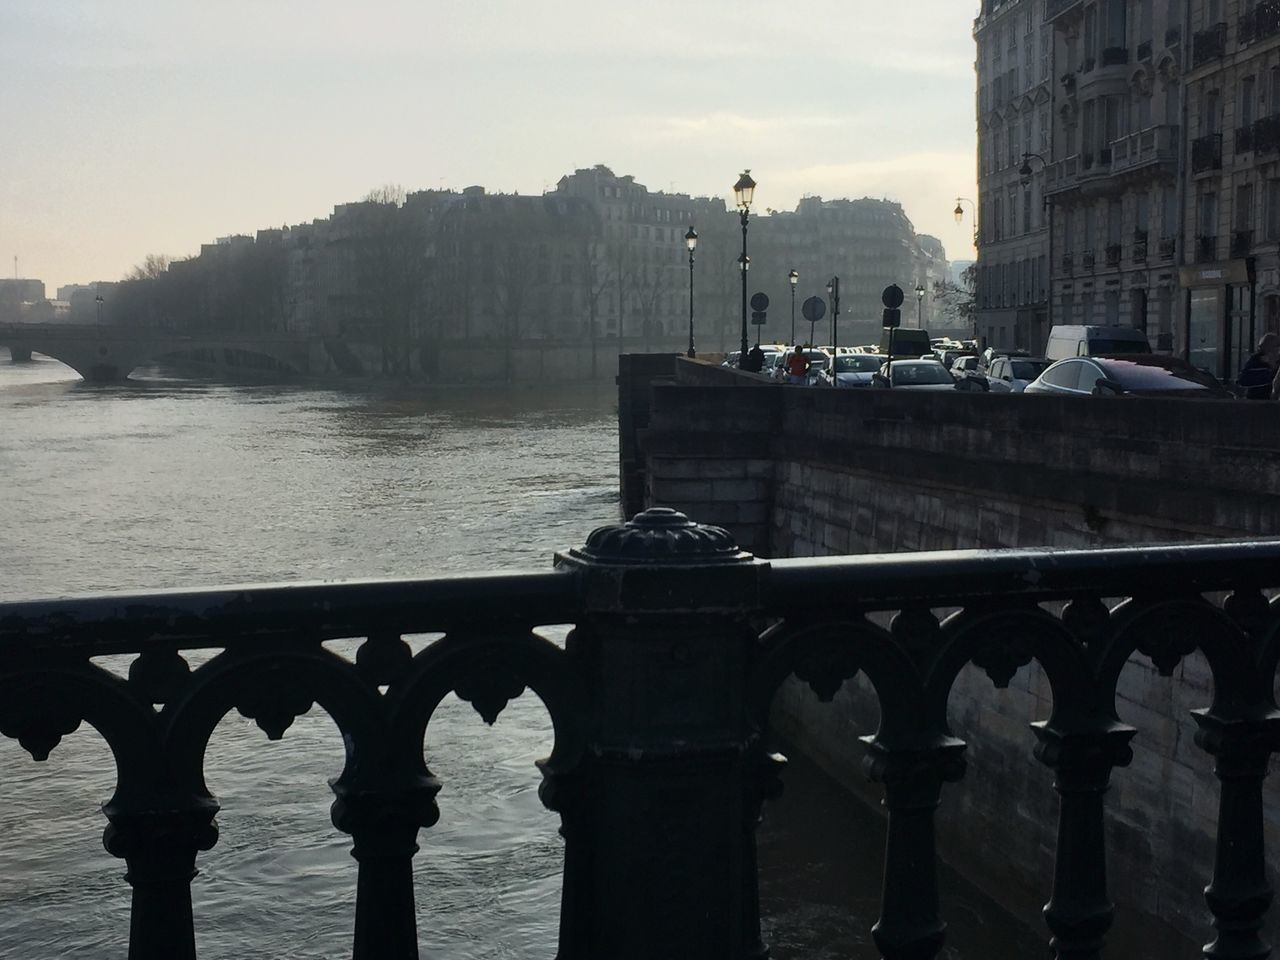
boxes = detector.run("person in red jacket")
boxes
[785,346,810,385]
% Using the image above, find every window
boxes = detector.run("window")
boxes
[1138,0,1152,44]
[1077,361,1105,392]
[1198,190,1218,236]
[1204,90,1221,135]
[1242,77,1257,128]
[1106,0,1127,48]
[1267,180,1280,240]
[1083,5,1098,61]
[1271,67,1280,116]
[1008,187,1018,235]
[1136,192,1150,233]
[1161,186,1178,237]
[1237,183,1255,232]
[1042,360,1083,389]
[1108,200,1123,244]
[1023,189,1033,233]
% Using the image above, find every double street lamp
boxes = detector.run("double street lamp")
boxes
[788,269,798,343]
[685,226,698,358]
[826,276,840,356]
[734,169,756,368]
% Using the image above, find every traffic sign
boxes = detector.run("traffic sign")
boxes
[882,308,901,329]
[801,296,825,323]
[881,284,905,309]
[750,292,770,311]
[751,311,767,326]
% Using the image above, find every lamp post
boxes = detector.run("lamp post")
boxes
[685,226,698,358]
[914,282,925,328]
[1018,152,1053,336]
[788,269,798,344]
[953,197,977,248]
[95,287,104,325]
[826,276,839,357]
[734,170,756,368]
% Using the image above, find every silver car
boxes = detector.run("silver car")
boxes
[987,357,1051,393]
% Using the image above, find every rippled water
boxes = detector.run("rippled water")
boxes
[0,353,1042,959]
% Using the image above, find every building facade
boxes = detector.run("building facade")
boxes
[974,0,1054,352]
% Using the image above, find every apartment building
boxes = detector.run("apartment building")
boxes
[1182,0,1280,378]
[973,0,1054,352]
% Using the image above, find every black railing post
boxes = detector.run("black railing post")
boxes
[331,777,442,960]
[102,800,219,960]
[1033,724,1136,960]
[863,739,966,960]
[552,507,767,959]
[1193,712,1280,960]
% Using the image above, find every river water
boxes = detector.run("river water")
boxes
[0,352,1043,959]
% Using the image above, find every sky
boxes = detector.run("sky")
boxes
[2,0,980,293]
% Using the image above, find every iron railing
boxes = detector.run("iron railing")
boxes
[1192,133,1224,173]
[3,508,1280,960]
[1193,22,1227,66]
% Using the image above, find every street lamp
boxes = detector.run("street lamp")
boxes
[95,286,104,325]
[915,282,925,328]
[734,169,756,368]
[954,197,977,248]
[826,276,839,356]
[685,226,698,358]
[788,269,798,344]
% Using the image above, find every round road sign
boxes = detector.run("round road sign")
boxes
[750,291,770,311]
[801,296,826,323]
[881,284,905,309]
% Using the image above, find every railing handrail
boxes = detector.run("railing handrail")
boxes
[768,537,1280,609]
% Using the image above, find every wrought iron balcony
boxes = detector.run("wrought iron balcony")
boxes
[1192,133,1224,173]
[1133,231,1149,262]
[1082,250,1097,269]
[1254,115,1280,154]
[1241,0,1280,44]
[1159,236,1177,259]
[1101,46,1130,66]
[1232,229,1255,258]
[1197,234,1219,263]
[2,510,1280,960]
[1061,253,1074,272]
[1105,243,1122,266]
[1192,22,1227,66]
[1237,124,1256,154]
[1045,0,1083,23]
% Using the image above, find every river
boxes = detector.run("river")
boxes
[0,352,1043,959]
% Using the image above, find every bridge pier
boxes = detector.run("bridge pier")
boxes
[5,343,33,363]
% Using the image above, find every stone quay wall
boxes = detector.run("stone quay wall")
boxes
[622,355,1280,951]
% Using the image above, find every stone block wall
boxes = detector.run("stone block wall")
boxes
[617,355,1280,950]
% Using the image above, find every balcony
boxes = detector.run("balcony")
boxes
[1192,22,1227,67]
[1165,25,1182,46]
[1101,46,1130,66]
[1082,251,1097,269]
[1191,133,1223,173]
[3,508,1280,959]
[1197,234,1218,263]
[1232,229,1254,258]
[1105,244,1122,266]
[1045,155,1081,197]
[1240,0,1280,44]
[1254,115,1280,154]
[1237,125,1255,154]
[1133,231,1149,262]
[1045,0,1083,23]
[1158,236,1177,259]
[1109,125,1180,178]
[1061,253,1074,272]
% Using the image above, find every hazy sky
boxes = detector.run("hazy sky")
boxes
[3,0,980,293]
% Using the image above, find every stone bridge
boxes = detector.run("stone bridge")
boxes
[0,323,320,381]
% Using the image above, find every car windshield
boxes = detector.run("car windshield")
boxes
[1099,356,1221,391]
[834,356,881,373]
[804,353,829,370]
[891,363,952,385]
[1011,360,1050,379]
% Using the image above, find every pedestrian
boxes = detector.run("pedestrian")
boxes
[1237,333,1280,399]
[785,345,810,385]
[744,343,765,373]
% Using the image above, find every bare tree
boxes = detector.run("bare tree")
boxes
[493,242,536,381]
[577,237,614,377]
[358,185,426,375]
[628,254,674,350]
[124,254,172,281]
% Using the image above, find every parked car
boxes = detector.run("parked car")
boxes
[979,347,1029,372]
[987,356,1051,393]
[1023,355,1232,398]
[950,355,983,380]
[1043,324,1152,361]
[870,358,961,391]
[819,353,887,387]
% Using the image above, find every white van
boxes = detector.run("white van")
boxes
[1043,325,1152,361]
